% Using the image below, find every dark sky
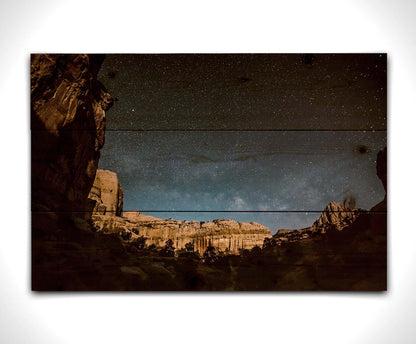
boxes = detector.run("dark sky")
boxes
[97,54,387,233]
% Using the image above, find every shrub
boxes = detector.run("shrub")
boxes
[185,242,195,252]
[262,237,276,250]
[133,236,147,250]
[120,230,132,241]
[203,246,222,264]
[132,228,140,235]
[177,243,200,260]
[160,239,175,257]
[250,245,262,256]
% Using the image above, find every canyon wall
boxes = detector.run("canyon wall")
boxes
[88,169,123,216]
[31,54,113,214]
[89,170,271,254]
[93,214,271,254]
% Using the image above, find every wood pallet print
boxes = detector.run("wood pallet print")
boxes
[31,54,387,291]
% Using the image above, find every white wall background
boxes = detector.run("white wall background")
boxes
[0,0,415,343]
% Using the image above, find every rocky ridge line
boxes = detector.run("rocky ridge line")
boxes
[273,201,362,245]
[88,169,272,254]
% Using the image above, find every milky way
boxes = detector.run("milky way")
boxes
[97,54,387,233]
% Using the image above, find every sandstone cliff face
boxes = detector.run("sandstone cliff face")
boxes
[88,169,272,254]
[88,169,123,216]
[273,201,360,245]
[312,201,359,230]
[92,214,272,254]
[123,211,161,222]
[31,54,113,214]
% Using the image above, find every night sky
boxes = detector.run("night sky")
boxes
[97,54,387,233]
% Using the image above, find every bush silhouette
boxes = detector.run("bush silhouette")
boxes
[203,246,226,264]
[160,239,175,257]
[262,237,276,250]
[177,242,200,260]
[120,230,132,241]
[185,242,195,252]
[133,236,147,250]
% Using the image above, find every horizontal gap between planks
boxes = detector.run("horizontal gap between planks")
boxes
[30,128,387,132]
[32,210,387,214]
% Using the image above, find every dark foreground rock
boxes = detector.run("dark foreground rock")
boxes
[31,54,113,214]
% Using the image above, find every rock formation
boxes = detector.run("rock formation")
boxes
[273,201,361,245]
[31,54,113,214]
[88,170,271,253]
[93,214,271,254]
[312,201,360,230]
[88,169,123,216]
[272,147,387,248]
[372,146,387,212]
[263,148,387,290]
[376,147,387,194]
[123,211,161,222]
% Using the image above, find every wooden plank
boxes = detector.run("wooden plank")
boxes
[31,53,387,291]
[98,53,387,131]
[98,130,386,213]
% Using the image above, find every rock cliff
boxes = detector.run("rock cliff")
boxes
[123,211,161,222]
[93,214,271,254]
[376,147,387,194]
[31,54,113,214]
[372,146,387,212]
[273,201,361,245]
[88,169,271,254]
[88,169,123,216]
[312,201,359,230]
